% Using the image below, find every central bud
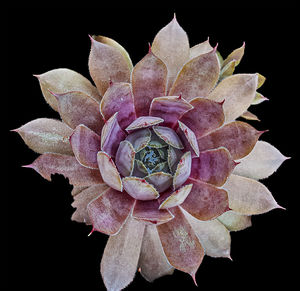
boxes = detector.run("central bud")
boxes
[141,147,167,173]
[134,129,170,175]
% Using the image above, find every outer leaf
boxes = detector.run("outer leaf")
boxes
[71,185,88,197]
[93,35,133,70]
[182,208,231,258]
[35,68,101,112]
[100,217,145,290]
[180,97,224,139]
[14,118,73,155]
[190,147,236,187]
[25,153,103,186]
[87,187,135,235]
[251,92,268,105]
[189,39,213,59]
[139,225,174,282]
[71,184,109,224]
[217,211,252,232]
[157,206,204,280]
[169,48,220,101]
[257,73,266,89]
[224,174,283,215]
[88,36,132,95]
[181,179,229,221]
[216,51,224,67]
[197,121,262,160]
[53,91,104,135]
[100,82,136,130]
[208,74,258,122]
[219,60,236,80]
[151,16,190,91]
[222,43,245,68]
[233,141,289,180]
[69,124,101,169]
[240,110,260,121]
[131,51,167,117]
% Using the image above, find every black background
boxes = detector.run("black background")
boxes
[7,2,298,290]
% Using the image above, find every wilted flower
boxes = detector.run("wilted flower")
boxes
[14,15,288,290]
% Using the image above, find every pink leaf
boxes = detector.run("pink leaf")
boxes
[157,206,204,281]
[87,187,135,235]
[122,177,159,200]
[100,82,136,130]
[197,121,263,160]
[101,112,126,157]
[88,35,132,95]
[150,96,193,128]
[53,90,104,135]
[132,200,174,225]
[180,97,224,139]
[70,124,101,169]
[97,151,122,191]
[190,147,236,186]
[169,48,220,101]
[132,51,167,117]
[115,140,136,177]
[126,116,164,132]
[25,153,103,186]
[181,179,229,220]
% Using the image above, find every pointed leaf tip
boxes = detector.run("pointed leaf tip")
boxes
[224,174,280,215]
[233,141,289,180]
[148,42,152,53]
[22,164,33,169]
[276,204,286,211]
[192,273,198,287]
[88,227,95,237]
[218,99,225,106]
[88,34,94,42]
[263,96,269,101]
[213,43,218,52]
[258,129,269,137]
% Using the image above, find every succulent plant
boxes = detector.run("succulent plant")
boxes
[13,15,289,290]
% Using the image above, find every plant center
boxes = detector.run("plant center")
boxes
[142,147,164,172]
[134,129,170,175]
